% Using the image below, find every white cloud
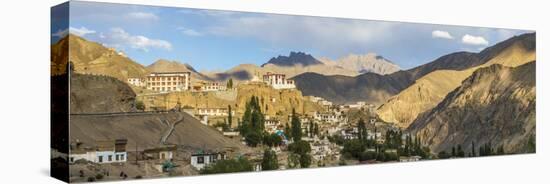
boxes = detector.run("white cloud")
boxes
[52,27,96,38]
[177,27,203,37]
[99,28,172,52]
[432,30,454,39]
[462,34,489,46]
[203,14,395,53]
[69,27,96,37]
[52,28,68,38]
[126,12,159,21]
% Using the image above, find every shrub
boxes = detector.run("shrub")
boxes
[95,173,104,180]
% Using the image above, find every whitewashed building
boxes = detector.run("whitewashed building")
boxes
[196,107,234,117]
[127,78,145,87]
[69,139,128,164]
[265,119,281,133]
[194,81,226,92]
[143,146,176,161]
[190,152,227,170]
[146,72,191,92]
[263,72,296,89]
[314,111,346,124]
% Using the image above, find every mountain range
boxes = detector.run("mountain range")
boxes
[55,34,402,85]
[292,33,536,105]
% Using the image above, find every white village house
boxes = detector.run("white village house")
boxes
[196,107,234,117]
[69,139,128,164]
[127,77,145,87]
[314,111,346,124]
[190,152,227,170]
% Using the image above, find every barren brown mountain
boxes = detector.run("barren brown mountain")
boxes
[319,53,401,75]
[377,33,536,128]
[60,34,148,80]
[146,59,212,82]
[407,61,536,154]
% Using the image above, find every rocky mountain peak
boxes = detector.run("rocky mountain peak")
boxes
[262,51,322,67]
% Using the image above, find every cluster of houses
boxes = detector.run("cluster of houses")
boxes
[313,111,347,124]
[69,139,128,164]
[68,138,233,173]
[308,96,333,107]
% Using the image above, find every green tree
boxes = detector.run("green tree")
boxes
[438,151,451,159]
[227,105,233,128]
[135,100,145,111]
[471,141,476,157]
[497,145,505,155]
[290,108,302,142]
[244,131,262,147]
[451,146,456,157]
[314,123,319,137]
[357,118,366,141]
[264,133,283,147]
[201,157,253,174]
[227,78,233,89]
[287,153,300,168]
[527,135,536,153]
[239,96,265,146]
[284,123,292,141]
[261,149,279,170]
[457,145,465,157]
[288,140,311,168]
[342,139,365,159]
[299,153,312,168]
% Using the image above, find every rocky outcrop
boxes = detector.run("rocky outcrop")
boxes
[407,62,536,154]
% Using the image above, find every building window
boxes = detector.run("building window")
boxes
[98,156,103,163]
[197,156,204,164]
[116,155,119,161]
[70,157,74,162]
[108,155,112,162]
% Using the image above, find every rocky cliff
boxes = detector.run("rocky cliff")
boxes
[407,62,536,154]
[376,33,536,128]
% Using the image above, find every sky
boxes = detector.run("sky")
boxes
[51,1,531,71]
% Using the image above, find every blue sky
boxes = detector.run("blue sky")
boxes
[51,1,531,71]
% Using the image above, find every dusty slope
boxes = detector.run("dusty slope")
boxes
[62,34,148,80]
[70,73,136,113]
[376,33,536,128]
[70,112,248,152]
[407,62,536,154]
